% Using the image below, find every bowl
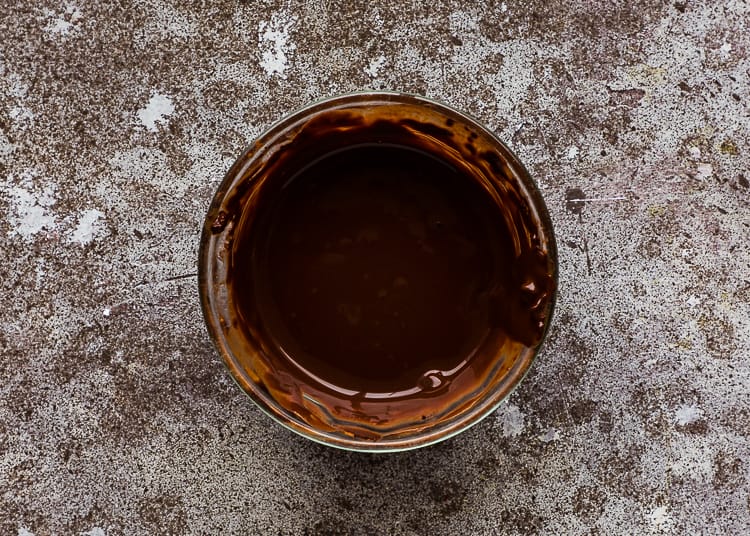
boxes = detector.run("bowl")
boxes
[199,92,557,452]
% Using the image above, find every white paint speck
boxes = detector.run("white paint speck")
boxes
[18,528,35,536]
[34,261,46,287]
[67,5,83,18]
[46,18,73,35]
[6,173,57,240]
[0,130,14,157]
[69,209,105,246]
[566,146,579,159]
[112,350,125,365]
[364,55,387,78]
[647,506,673,528]
[688,146,701,160]
[695,162,713,180]
[258,13,297,78]
[4,72,32,129]
[686,295,700,308]
[137,92,175,132]
[675,404,703,426]
[80,528,106,536]
[9,106,34,128]
[500,2,508,12]
[8,75,28,99]
[539,427,561,442]
[103,307,111,317]
[44,5,83,36]
[719,42,732,58]
[496,402,525,437]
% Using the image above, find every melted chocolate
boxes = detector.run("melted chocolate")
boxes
[218,105,556,439]
[236,143,510,395]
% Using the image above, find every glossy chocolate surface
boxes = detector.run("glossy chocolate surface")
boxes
[238,143,510,396]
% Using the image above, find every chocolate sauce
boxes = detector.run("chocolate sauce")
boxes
[236,143,510,395]
[214,102,556,440]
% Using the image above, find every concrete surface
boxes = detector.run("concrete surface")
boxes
[1,0,748,534]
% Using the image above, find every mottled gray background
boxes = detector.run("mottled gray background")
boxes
[1,0,748,534]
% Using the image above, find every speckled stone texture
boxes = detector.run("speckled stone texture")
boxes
[1,0,748,534]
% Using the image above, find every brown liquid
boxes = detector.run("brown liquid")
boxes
[236,144,510,396]
[223,110,555,436]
